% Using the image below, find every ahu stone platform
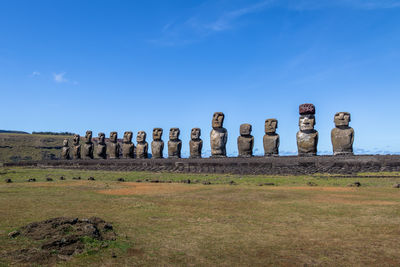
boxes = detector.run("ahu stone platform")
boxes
[5,155,400,175]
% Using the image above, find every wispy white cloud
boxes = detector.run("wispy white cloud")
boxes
[29,71,40,77]
[53,72,68,83]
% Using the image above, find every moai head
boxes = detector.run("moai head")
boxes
[299,104,316,132]
[212,112,225,129]
[98,133,105,144]
[123,131,133,143]
[63,139,69,147]
[265,119,278,134]
[153,128,163,141]
[110,132,118,143]
[169,128,180,141]
[85,131,92,144]
[334,112,351,128]
[191,128,201,140]
[73,134,80,146]
[137,131,146,143]
[240,124,252,136]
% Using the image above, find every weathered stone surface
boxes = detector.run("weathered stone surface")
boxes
[122,131,134,159]
[151,128,164,159]
[297,104,318,156]
[136,131,148,159]
[331,112,354,155]
[299,103,315,115]
[237,124,254,157]
[168,128,182,158]
[61,139,70,160]
[108,132,120,159]
[210,112,227,157]
[96,133,107,159]
[263,119,279,156]
[72,134,81,159]
[189,128,202,158]
[82,131,94,159]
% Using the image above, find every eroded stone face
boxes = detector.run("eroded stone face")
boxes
[110,132,118,143]
[264,119,279,156]
[169,128,180,141]
[331,112,354,155]
[122,131,134,159]
[96,133,107,159]
[73,134,80,146]
[82,130,94,159]
[61,139,70,160]
[190,128,202,158]
[151,128,164,159]
[153,128,163,141]
[299,115,316,132]
[108,132,120,159]
[265,119,278,134]
[136,131,148,159]
[297,104,318,156]
[168,128,182,158]
[85,131,92,144]
[238,123,254,157]
[72,134,81,159]
[212,112,225,129]
[210,112,227,157]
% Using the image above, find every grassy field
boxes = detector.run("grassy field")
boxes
[1,168,400,266]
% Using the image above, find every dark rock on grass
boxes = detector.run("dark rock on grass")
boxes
[166,180,172,183]
[348,181,361,187]
[229,180,237,185]
[181,179,191,184]
[88,177,95,181]
[8,230,20,238]
[60,176,66,180]
[258,182,275,186]
[72,177,81,180]
[27,178,36,182]
[202,181,212,185]
[46,177,53,181]
[5,178,12,183]
[135,179,142,182]
[117,178,126,182]
[150,179,159,183]
[392,183,400,188]
[307,181,317,186]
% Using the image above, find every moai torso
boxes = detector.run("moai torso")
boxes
[331,112,354,155]
[189,128,202,158]
[168,128,182,158]
[210,112,228,157]
[82,131,94,159]
[96,133,107,159]
[61,139,70,160]
[263,119,279,156]
[136,131,148,159]
[72,134,81,159]
[122,131,135,158]
[151,128,164,159]
[297,104,318,156]
[237,124,253,157]
[108,132,120,159]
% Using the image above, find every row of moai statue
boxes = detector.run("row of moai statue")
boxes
[61,104,354,159]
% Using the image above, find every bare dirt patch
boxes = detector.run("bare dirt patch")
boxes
[97,182,199,196]
[266,186,357,192]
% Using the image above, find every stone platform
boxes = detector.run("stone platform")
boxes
[5,155,400,175]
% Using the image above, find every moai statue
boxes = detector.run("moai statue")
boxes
[72,134,81,159]
[122,131,135,158]
[210,112,228,157]
[61,139,70,160]
[263,119,279,156]
[189,128,202,158]
[168,128,182,158]
[151,128,164,159]
[136,131,148,159]
[237,124,254,157]
[108,131,120,159]
[331,112,354,155]
[96,132,107,159]
[82,130,94,159]
[296,104,318,156]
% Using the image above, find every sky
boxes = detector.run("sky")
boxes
[1,0,400,157]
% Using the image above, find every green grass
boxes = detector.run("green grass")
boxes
[1,168,400,266]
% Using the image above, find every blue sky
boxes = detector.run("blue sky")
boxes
[1,0,400,157]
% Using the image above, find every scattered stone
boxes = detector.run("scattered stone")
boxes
[348,181,361,187]
[229,180,237,185]
[8,230,20,238]
[258,182,275,186]
[27,178,36,182]
[202,181,212,185]
[392,183,400,188]
[117,178,126,182]
[307,181,317,186]
[181,179,191,184]
[112,252,117,258]
[46,177,53,181]
[88,177,95,181]
[59,176,66,180]
[72,177,81,180]
[135,179,142,182]
[150,179,159,183]
[166,180,172,183]
[5,178,12,183]
[144,178,149,182]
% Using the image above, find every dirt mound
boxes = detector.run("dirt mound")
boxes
[4,217,116,265]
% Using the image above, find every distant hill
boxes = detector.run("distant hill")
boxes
[0,130,29,134]
[32,131,75,136]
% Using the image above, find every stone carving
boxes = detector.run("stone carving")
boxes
[96,132,107,159]
[263,119,279,156]
[61,139,70,160]
[136,131,148,159]
[237,124,254,157]
[210,112,228,157]
[72,134,81,159]
[189,128,202,158]
[108,132,120,159]
[122,131,135,158]
[296,104,318,156]
[331,112,354,155]
[151,128,164,159]
[82,130,94,159]
[168,128,182,158]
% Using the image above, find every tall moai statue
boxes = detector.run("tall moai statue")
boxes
[151,128,164,159]
[136,131,148,159]
[296,104,318,156]
[263,119,279,156]
[108,131,120,159]
[210,112,228,157]
[96,132,107,159]
[72,134,81,159]
[168,128,182,158]
[61,139,70,160]
[189,128,202,158]
[82,130,94,159]
[237,123,254,157]
[122,131,135,158]
[331,112,354,155]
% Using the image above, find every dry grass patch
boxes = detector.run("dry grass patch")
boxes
[96,182,201,196]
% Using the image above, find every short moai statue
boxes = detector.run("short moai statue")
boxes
[296,104,318,156]
[168,128,182,158]
[108,132,120,159]
[151,128,164,159]
[237,123,254,157]
[82,130,94,159]
[331,112,354,155]
[96,132,107,159]
[189,128,202,158]
[136,131,148,159]
[210,112,228,157]
[122,131,135,158]
[61,139,70,160]
[263,119,279,156]
[72,134,81,159]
